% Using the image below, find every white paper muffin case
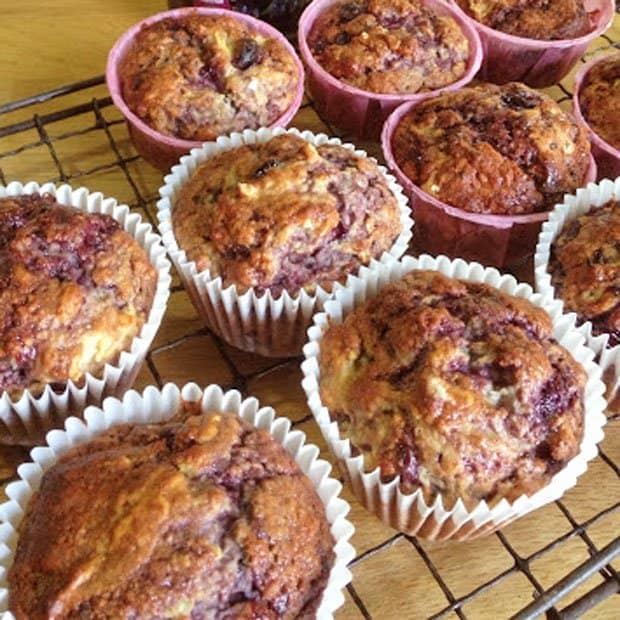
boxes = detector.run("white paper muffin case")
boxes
[0,382,355,618]
[157,126,413,358]
[535,177,620,412]
[302,254,607,541]
[0,182,171,446]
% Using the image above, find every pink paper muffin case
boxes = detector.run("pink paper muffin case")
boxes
[448,0,615,88]
[298,0,483,140]
[573,51,620,182]
[381,100,597,270]
[106,7,305,172]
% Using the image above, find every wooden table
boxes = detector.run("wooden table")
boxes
[0,2,618,618]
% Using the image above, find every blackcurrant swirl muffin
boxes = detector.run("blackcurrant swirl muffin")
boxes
[172,133,403,296]
[307,0,471,94]
[548,200,620,347]
[119,13,301,141]
[455,0,591,40]
[0,193,157,399]
[391,82,591,216]
[318,269,587,508]
[8,409,335,618]
[578,53,620,152]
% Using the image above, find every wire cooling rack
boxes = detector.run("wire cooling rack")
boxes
[0,14,619,620]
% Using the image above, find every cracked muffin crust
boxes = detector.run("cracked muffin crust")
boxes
[455,0,591,40]
[318,270,586,509]
[391,82,591,215]
[548,200,620,347]
[307,0,471,94]
[119,13,300,141]
[172,133,403,296]
[0,193,157,399]
[578,54,620,151]
[9,409,335,619]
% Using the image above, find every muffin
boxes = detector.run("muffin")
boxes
[172,132,404,296]
[455,0,591,40]
[307,0,471,94]
[390,82,591,216]
[318,269,587,509]
[547,200,620,346]
[298,0,482,140]
[118,12,301,142]
[0,193,157,399]
[8,406,336,618]
[578,53,620,151]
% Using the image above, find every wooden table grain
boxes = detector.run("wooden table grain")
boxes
[0,2,618,618]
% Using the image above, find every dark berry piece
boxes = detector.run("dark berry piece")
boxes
[233,38,263,70]
[335,31,351,45]
[500,90,539,110]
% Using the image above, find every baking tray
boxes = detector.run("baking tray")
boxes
[0,11,618,619]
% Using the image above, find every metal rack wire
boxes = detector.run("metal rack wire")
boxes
[0,21,619,620]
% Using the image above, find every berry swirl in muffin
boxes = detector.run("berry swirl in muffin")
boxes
[0,193,156,398]
[119,13,301,141]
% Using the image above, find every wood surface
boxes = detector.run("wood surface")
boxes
[0,2,618,618]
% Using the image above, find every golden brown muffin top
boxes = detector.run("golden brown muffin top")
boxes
[308,0,470,94]
[455,0,591,40]
[9,409,335,619]
[391,82,591,215]
[0,194,156,399]
[172,133,402,295]
[579,54,620,150]
[549,200,620,346]
[119,13,300,141]
[319,270,586,509]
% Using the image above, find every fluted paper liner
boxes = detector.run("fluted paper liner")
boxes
[448,0,615,88]
[298,0,482,140]
[157,126,413,357]
[0,383,355,618]
[106,7,305,171]
[302,254,607,540]
[573,52,620,181]
[382,101,597,268]
[0,182,171,445]
[535,177,620,412]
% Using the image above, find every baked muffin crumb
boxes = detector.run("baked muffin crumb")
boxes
[308,0,470,94]
[172,133,403,295]
[549,200,620,346]
[120,13,300,141]
[9,410,335,618]
[319,270,586,508]
[0,193,157,399]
